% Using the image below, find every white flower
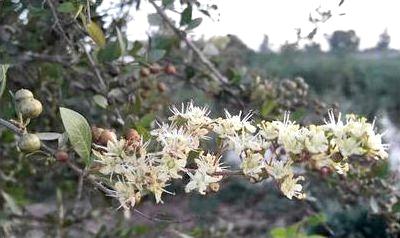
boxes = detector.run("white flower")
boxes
[159,155,187,179]
[366,133,388,159]
[227,132,268,155]
[240,151,265,178]
[332,161,349,174]
[169,102,212,127]
[152,124,199,159]
[185,170,221,195]
[113,181,138,210]
[305,125,328,154]
[194,153,225,176]
[336,137,364,157]
[147,167,173,204]
[258,120,283,140]
[213,110,256,138]
[324,110,345,138]
[280,174,306,199]
[278,124,306,154]
[344,115,372,138]
[266,159,293,180]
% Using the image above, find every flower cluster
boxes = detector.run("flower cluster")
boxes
[92,102,388,211]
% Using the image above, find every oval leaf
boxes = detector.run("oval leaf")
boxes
[57,2,76,13]
[186,18,202,30]
[86,21,106,48]
[60,107,92,165]
[93,94,108,109]
[180,5,192,26]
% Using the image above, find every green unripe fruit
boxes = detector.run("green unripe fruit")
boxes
[15,89,34,102]
[18,134,41,153]
[17,98,43,118]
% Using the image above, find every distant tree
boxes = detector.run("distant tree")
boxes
[280,41,298,55]
[328,30,359,53]
[259,35,271,53]
[376,29,390,50]
[304,42,321,53]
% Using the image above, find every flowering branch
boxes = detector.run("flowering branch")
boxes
[90,102,388,212]
[0,89,388,214]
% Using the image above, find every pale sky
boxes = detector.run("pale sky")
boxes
[100,0,400,51]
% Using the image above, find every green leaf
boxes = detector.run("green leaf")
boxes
[261,100,277,117]
[116,27,126,57]
[392,201,400,213]
[59,107,92,165]
[0,64,9,99]
[199,9,210,17]
[86,21,106,48]
[186,18,202,30]
[270,227,288,238]
[305,213,327,226]
[148,49,166,62]
[97,42,121,62]
[132,94,142,114]
[1,191,22,215]
[93,94,108,109]
[139,113,155,128]
[180,5,193,26]
[57,2,76,13]
[162,0,174,7]
[130,41,143,56]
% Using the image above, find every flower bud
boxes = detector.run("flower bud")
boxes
[140,67,150,78]
[209,182,220,192]
[157,82,168,92]
[149,63,161,74]
[125,128,140,142]
[164,64,176,75]
[15,89,34,102]
[18,133,41,153]
[55,150,69,162]
[17,98,43,118]
[91,126,104,143]
[98,129,117,145]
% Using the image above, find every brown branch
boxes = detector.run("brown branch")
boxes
[0,118,23,135]
[18,52,75,67]
[46,0,75,48]
[149,0,228,85]
[0,116,114,196]
[79,42,108,93]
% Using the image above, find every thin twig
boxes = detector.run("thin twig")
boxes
[79,42,108,92]
[149,0,228,85]
[0,118,23,135]
[46,0,75,48]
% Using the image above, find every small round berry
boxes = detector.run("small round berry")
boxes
[140,67,150,78]
[14,89,34,102]
[17,98,43,118]
[18,134,41,153]
[157,82,168,92]
[164,64,176,75]
[149,63,161,74]
[91,126,104,143]
[98,129,117,145]
[320,166,331,176]
[55,151,69,162]
[209,183,220,192]
[125,128,140,142]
